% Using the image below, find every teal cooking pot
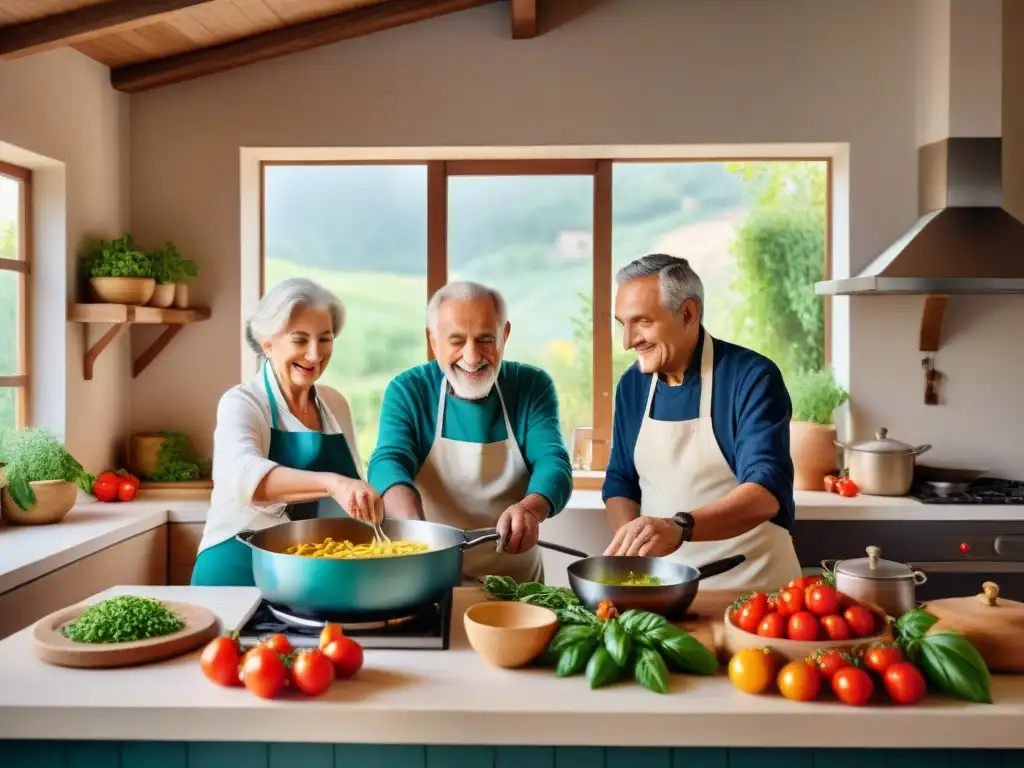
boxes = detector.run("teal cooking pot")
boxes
[236,517,585,617]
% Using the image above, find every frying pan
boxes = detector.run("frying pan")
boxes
[567,554,747,619]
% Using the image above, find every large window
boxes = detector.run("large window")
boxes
[0,162,31,430]
[260,158,829,481]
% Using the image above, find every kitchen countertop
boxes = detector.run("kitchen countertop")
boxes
[0,584,1022,748]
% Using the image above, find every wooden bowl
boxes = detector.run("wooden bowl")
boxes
[1,480,77,525]
[90,277,156,305]
[464,601,559,669]
[721,605,892,663]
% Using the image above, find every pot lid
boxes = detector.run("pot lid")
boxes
[845,427,916,454]
[835,546,916,581]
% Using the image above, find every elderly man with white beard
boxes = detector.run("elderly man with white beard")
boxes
[367,281,573,584]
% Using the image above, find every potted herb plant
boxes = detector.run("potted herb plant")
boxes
[0,428,96,525]
[787,368,850,491]
[148,243,178,308]
[81,233,155,305]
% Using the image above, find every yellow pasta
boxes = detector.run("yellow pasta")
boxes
[285,536,430,559]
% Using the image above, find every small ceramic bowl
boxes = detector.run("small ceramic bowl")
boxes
[464,600,559,669]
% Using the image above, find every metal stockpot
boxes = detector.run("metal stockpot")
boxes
[834,427,931,496]
[824,545,927,618]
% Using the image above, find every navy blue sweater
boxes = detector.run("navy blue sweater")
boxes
[601,328,795,531]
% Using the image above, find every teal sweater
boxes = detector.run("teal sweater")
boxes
[367,361,573,515]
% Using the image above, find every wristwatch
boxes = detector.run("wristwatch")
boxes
[671,512,695,543]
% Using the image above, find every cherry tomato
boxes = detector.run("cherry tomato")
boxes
[596,600,619,621]
[832,666,874,706]
[728,647,778,694]
[240,646,289,699]
[813,648,854,681]
[836,476,860,498]
[820,614,852,641]
[805,585,841,617]
[776,587,805,617]
[319,622,345,650]
[787,611,820,642]
[92,472,118,502]
[200,635,242,687]
[322,636,364,679]
[291,649,335,696]
[116,479,138,502]
[824,474,839,493]
[756,612,786,638]
[777,660,821,702]
[843,605,877,638]
[883,662,927,705]
[787,575,824,591]
[734,592,770,633]
[863,644,905,676]
[262,633,293,656]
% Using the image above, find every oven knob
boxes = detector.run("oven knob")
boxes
[959,542,970,555]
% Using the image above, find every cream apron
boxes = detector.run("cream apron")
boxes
[633,332,801,592]
[415,379,544,585]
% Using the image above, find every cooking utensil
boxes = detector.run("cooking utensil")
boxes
[823,545,926,618]
[236,517,587,616]
[835,427,932,496]
[566,554,746,619]
[925,582,1024,674]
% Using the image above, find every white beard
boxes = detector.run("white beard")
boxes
[444,360,500,400]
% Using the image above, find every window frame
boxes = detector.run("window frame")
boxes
[258,156,832,489]
[0,160,32,429]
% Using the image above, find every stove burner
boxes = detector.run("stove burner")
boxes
[266,603,418,632]
[911,477,1024,505]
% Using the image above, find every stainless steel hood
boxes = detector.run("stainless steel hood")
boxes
[816,137,1024,296]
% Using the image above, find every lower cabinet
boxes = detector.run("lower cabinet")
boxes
[0,526,168,639]
[169,522,204,585]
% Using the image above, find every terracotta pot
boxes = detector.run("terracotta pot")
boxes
[173,283,190,309]
[149,283,176,308]
[89,277,156,305]
[1,480,77,525]
[790,421,840,491]
[129,433,167,479]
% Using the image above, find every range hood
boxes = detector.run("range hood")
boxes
[816,137,1024,296]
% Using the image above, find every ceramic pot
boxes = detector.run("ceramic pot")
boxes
[173,283,189,309]
[790,421,839,491]
[149,283,175,308]
[90,277,156,306]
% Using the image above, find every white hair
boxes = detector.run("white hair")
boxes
[427,280,508,333]
[245,277,346,358]
[615,253,705,321]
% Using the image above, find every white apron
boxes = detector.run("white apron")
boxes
[415,379,543,585]
[633,332,801,592]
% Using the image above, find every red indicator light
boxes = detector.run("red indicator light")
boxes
[959,542,970,554]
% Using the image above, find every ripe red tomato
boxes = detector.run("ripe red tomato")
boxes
[777,660,822,702]
[117,479,138,502]
[805,585,841,617]
[863,644,905,676]
[787,575,824,591]
[776,587,805,617]
[291,649,335,696]
[883,662,927,705]
[735,592,770,633]
[262,633,293,656]
[836,476,860,498]
[843,605,877,638]
[200,635,242,687]
[322,636,364,679]
[787,611,820,642]
[240,646,289,699]
[92,472,118,502]
[820,614,852,641]
[832,666,874,706]
[756,612,786,638]
[813,649,853,681]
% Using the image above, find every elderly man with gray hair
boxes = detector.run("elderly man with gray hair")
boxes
[602,253,800,592]
[368,280,573,584]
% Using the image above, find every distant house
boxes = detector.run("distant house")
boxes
[554,230,592,262]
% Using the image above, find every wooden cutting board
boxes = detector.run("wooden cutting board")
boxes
[925,582,1024,674]
[672,589,743,661]
[31,600,220,669]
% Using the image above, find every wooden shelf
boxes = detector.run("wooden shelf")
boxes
[68,303,211,381]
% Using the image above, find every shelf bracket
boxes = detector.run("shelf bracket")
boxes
[133,325,183,378]
[918,294,948,352]
[83,323,128,381]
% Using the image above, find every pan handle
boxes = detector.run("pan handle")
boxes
[536,540,588,558]
[461,527,589,558]
[695,554,746,581]
[235,529,257,548]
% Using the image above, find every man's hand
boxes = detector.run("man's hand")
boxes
[604,516,683,557]
[496,502,544,554]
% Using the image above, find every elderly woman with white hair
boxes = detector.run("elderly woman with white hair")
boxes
[191,277,381,587]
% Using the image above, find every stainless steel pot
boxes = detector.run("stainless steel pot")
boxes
[834,427,931,496]
[237,517,586,617]
[823,545,927,618]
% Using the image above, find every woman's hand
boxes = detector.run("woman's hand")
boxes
[328,476,383,525]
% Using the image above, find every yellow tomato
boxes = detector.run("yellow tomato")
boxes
[728,648,777,694]
[777,660,822,702]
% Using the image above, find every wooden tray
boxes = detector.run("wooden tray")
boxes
[31,600,220,669]
[926,582,1024,674]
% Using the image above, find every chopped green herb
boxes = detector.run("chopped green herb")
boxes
[62,596,184,644]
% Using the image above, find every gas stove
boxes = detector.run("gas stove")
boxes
[910,477,1024,505]
[236,592,453,651]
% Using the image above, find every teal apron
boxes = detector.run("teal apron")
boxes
[190,362,361,587]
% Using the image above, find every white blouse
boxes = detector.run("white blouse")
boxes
[198,367,363,554]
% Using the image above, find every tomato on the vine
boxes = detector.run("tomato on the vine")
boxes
[805,585,841,617]
[240,646,289,699]
[787,575,824,591]
[883,662,927,705]
[322,636,364,679]
[820,614,852,641]
[843,605,877,638]
[262,633,293,656]
[756,612,786,639]
[200,635,242,687]
[777,660,821,702]
[863,644,905,676]
[812,648,854,681]
[787,611,820,642]
[836,475,860,498]
[734,592,770,633]
[291,649,335,696]
[832,666,874,706]
[776,587,804,617]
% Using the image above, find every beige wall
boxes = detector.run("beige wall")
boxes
[122,0,1020,480]
[0,48,130,472]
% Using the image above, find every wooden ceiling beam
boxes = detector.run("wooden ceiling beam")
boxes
[510,0,537,39]
[0,0,215,59]
[110,0,499,94]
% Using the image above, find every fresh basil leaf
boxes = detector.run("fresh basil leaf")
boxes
[515,582,546,598]
[548,624,600,654]
[603,618,632,667]
[482,575,518,601]
[619,609,668,639]
[556,605,600,627]
[633,647,670,694]
[919,632,993,704]
[896,608,939,642]
[656,631,718,675]
[555,639,598,677]
[586,646,620,689]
